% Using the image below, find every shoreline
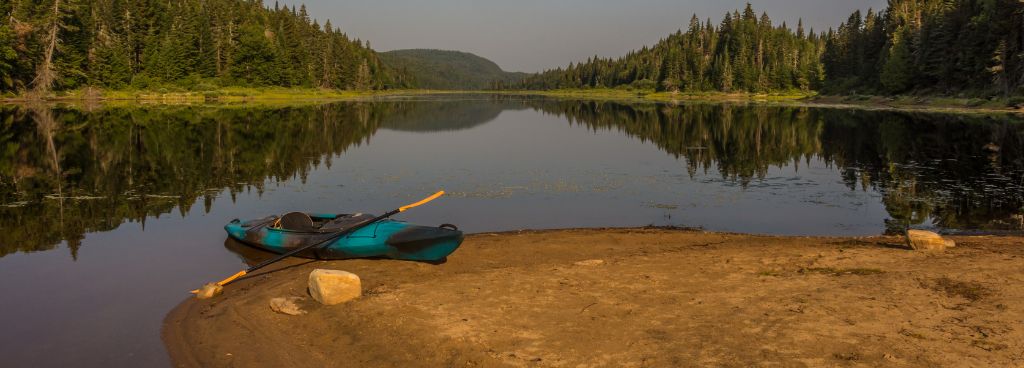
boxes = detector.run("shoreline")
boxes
[163,228,1024,367]
[503,89,1024,115]
[0,88,471,106]
[4,88,1023,115]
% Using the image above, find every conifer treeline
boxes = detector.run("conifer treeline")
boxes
[4,1,1023,96]
[519,1,1024,97]
[0,0,405,94]
[518,5,826,92]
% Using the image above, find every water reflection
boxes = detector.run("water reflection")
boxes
[379,98,511,132]
[537,101,1024,234]
[223,237,276,267]
[0,102,387,258]
[1,98,1022,259]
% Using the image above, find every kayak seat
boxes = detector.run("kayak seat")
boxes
[280,212,316,232]
[320,213,375,232]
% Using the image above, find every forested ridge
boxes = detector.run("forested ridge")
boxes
[0,0,407,95]
[379,49,529,90]
[519,1,1024,97]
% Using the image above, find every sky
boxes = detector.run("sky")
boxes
[274,0,888,73]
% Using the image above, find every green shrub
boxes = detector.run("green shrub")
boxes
[631,79,657,91]
[965,98,986,107]
[130,74,155,90]
[1006,96,1024,108]
[178,74,219,92]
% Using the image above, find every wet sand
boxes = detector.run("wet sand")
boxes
[163,228,1024,367]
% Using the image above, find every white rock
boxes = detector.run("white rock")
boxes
[269,297,306,316]
[308,269,361,305]
[574,259,605,266]
[906,230,952,251]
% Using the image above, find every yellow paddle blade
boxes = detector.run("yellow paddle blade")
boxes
[189,270,248,294]
[399,190,445,212]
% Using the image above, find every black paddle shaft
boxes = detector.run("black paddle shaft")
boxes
[243,209,401,276]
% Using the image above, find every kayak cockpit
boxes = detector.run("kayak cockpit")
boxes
[234,213,377,233]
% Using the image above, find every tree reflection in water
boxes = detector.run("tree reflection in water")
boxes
[1,99,1021,259]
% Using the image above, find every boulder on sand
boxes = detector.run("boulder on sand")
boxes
[308,269,361,305]
[906,230,955,251]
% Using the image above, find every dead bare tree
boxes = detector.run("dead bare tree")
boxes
[32,0,62,98]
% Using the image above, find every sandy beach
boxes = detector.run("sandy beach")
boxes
[163,228,1024,367]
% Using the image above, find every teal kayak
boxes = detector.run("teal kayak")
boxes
[224,213,463,262]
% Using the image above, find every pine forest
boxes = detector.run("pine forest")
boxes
[2,1,1023,97]
[0,0,403,95]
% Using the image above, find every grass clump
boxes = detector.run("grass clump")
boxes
[757,270,784,277]
[1007,96,1024,108]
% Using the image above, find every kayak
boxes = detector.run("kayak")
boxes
[224,212,463,262]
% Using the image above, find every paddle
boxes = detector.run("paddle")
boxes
[191,190,446,296]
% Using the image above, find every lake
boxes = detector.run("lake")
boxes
[1,95,1022,366]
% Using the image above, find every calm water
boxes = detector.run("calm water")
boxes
[1,96,1022,366]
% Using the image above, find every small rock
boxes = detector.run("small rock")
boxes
[308,269,361,305]
[269,297,307,316]
[364,285,393,296]
[574,259,605,266]
[195,283,223,300]
[906,230,952,251]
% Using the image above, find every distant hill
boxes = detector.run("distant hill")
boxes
[379,49,529,90]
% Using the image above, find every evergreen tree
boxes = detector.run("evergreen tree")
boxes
[0,24,17,90]
[230,24,281,86]
[880,30,914,94]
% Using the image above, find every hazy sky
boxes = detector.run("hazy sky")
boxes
[275,0,887,72]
